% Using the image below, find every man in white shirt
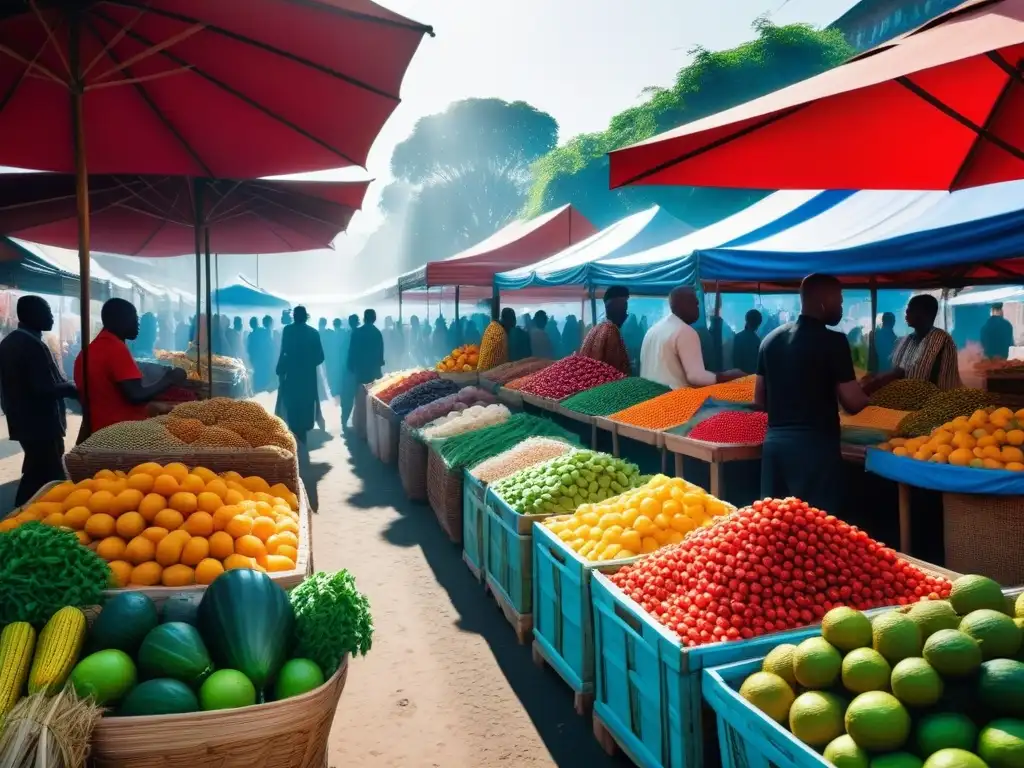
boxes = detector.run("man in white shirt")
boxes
[640,287,745,389]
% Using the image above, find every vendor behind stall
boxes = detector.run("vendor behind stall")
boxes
[75,298,186,435]
[865,294,961,392]
[755,274,869,515]
[580,285,631,374]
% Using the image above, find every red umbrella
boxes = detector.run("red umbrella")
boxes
[0,173,369,256]
[608,0,1024,192]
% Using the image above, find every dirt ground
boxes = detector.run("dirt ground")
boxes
[0,398,630,768]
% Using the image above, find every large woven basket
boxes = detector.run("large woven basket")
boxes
[398,422,428,501]
[89,655,348,768]
[943,493,1024,585]
[426,445,463,543]
[353,384,368,438]
[377,407,401,465]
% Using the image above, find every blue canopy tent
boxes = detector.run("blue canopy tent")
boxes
[211,276,290,311]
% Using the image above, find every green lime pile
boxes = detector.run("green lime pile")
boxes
[738,575,1024,768]
[896,390,997,437]
[560,377,671,417]
[870,379,941,411]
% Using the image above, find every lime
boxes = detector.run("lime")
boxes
[739,671,795,724]
[949,575,1006,616]
[824,607,874,652]
[871,753,924,768]
[874,613,924,665]
[789,690,846,748]
[914,713,978,758]
[959,610,1022,660]
[978,719,1024,768]
[825,735,871,768]
[793,637,843,689]
[1015,593,1024,619]
[842,648,892,694]
[762,644,797,686]
[274,658,325,700]
[845,691,911,752]
[890,658,944,708]
[922,749,988,768]
[905,601,960,642]
[198,669,256,711]
[977,659,1024,718]
[923,630,983,678]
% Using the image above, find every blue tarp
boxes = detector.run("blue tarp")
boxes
[866,448,1024,495]
[494,206,693,290]
[211,276,290,309]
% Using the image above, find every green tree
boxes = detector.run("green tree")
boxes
[389,97,559,268]
[525,20,855,229]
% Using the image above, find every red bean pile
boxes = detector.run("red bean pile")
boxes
[517,354,626,401]
[689,410,768,444]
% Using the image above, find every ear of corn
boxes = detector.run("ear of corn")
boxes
[0,622,36,720]
[478,322,508,371]
[27,606,86,695]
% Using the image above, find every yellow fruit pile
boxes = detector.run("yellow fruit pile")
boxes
[0,463,302,588]
[436,344,480,373]
[542,474,731,562]
[878,406,1024,470]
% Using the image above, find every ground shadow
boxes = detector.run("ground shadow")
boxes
[0,478,19,516]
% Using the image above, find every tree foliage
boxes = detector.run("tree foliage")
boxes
[525,20,855,229]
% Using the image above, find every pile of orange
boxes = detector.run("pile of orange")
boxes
[609,376,757,430]
[0,462,302,587]
[436,344,480,373]
[878,407,1024,470]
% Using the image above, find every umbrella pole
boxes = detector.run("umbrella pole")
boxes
[868,281,879,374]
[192,178,204,370]
[205,228,213,400]
[70,14,92,440]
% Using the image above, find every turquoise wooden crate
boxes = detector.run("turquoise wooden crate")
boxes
[462,471,488,580]
[591,571,818,768]
[484,488,553,615]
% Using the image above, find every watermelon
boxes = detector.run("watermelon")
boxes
[118,679,200,716]
[198,570,294,699]
[137,622,214,687]
[88,592,158,654]
[70,650,137,705]
[160,594,201,626]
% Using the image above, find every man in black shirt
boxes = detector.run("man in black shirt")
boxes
[755,274,869,515]
[0,296,78,504]
[732,309,763,374]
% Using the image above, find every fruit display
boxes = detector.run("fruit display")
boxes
[376,370,440,404]
[736,575,1024,768]
[543,474,732,561]
[840,407,913,432]
[515,354,627,400]
[468,437,578,484]
[389,379,461,417]
[421,403,511,439]
[435,343,480,372]
[896,389,999,437]
[0,522,110,625]
[689,410,768,444]
[289,570,374,676]
[878,407,1024,470]
[610,497,952,648]
[502,374,534,391]
[560,377,671,417]
[77,419,189,452]
[162,397,297,453]
[491,449,642,516]
[609,376,756,430]
[404,386,497,428]
[368,369,422,395]
[870,380,941,411]
[2,463,303,589]
[480,358,554,385]
[477,321,509,371]
[436,414,577,471]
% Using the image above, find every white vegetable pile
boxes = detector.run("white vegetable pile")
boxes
[405,386,496,429]
[422,404,511,439]
[469,438,576,484]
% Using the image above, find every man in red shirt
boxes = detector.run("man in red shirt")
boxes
[75,298,185,435]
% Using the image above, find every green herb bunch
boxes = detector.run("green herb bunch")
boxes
[289,570,374,675]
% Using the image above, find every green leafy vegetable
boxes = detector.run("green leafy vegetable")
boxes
[0,522,111,626]
[289,570,373,675]
[435,413,577,471]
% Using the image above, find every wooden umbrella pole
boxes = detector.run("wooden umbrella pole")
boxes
[70,13,92,440]
[204,227,213,400]
[192,178,204,383]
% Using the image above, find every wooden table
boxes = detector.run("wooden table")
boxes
[550,404,597,449]
[521,392,559,412]
[662,433,761,499]
[592,417,668,473]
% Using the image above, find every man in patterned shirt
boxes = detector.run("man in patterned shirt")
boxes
[580,285,631,374]
[864,294,961,392]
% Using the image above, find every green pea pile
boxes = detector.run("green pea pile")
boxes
[560,377,671,417]
[492,450,642,516]
[437,413,577,471]
[869,379,940,410]
[896,388,998,437]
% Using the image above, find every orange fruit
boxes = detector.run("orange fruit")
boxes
[162,462,189,483]
[129,562,163,586]
[270,530,298,550]
[224,489,246,506]
[1001,446,1024,464]
[196,492,222,514]
[96,536,128,561]
[223,554,256,571]
[129,462,163,477]
[948,448,974,467]
[87,490,116,515]
[84,513,116,539]
[74,530,91,546]
[40,482,75,503]
[212,504,240,532]
[61,488,93,510]
[155,530,191,567]
[222,470,243,484]
[107,560,133,588]
[126,473,156,493]
[190,466,217,484]
[153,474,180,497]
[115,511,146,539]
[1006,461,1024,471]
[195,558,224,585]
[275,517,299,535]
[179,474,206,494]
[112,489,144,516]
[141,526,170,543]
[94,469,117,481]
[275,544,298,562]
[242,476,270,494]
[153,508,184,531]
[225,515,253,539]
[96,478,127,495]
[265,555,296,572]
[208,531,234,560]
[182,511,214,537]
[250,516,277,542]
[76,479,97,491]
[125,535,156,565]
[138,493,167,522]
[181,537,210,567]
[41,512,65,527]
[169,492,198,516]
[235,534,266,560]
[161,564,195,587]
[204,479,229,500]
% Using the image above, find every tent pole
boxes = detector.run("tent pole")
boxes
[398,289,403,323]
[868,280,879,373]
[454,286,460,345]
[589,286,598,326]
[205,228,213,399]
[70,12,92,440]
[713,281,723,373]
[193,179,204,357]
[491,284,499,320]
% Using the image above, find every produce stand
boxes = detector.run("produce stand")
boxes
[398,421,429,501]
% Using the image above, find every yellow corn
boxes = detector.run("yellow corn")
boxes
[0,622,35,719]
[478,321,508,371]
[27,607,86,695]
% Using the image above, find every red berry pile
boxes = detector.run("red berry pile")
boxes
[689,410,768,444]
[610,497,952,648]
[517,354,626,400]
[377,370,439,404]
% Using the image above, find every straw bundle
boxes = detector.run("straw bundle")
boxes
[0,690,102,768]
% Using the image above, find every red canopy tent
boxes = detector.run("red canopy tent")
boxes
[608,0,1024,192]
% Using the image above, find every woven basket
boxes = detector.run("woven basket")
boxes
[89,655,348,768]
[377,407,401,465]
[353,384,368,438]
[366,393,380,458]
[427,445,463,543]
[398,422,428,501]
[943,493,1024,585]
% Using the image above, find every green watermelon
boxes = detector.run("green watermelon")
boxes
[88,592,158,654]
[160,594,201,626]
[137,622,213,688]
[198,569,294,699]
[118,679,199,716]
[70,650,137,706]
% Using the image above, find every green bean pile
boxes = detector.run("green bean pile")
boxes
[560,377,671,416]
[438,413,578,471]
